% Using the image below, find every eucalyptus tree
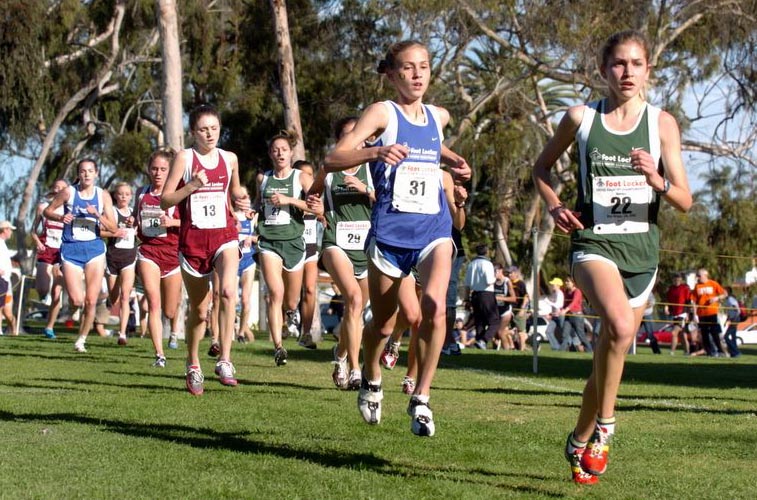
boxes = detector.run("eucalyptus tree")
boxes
[400,0,757,280]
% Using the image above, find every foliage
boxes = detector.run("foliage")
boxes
[0,0,753,279]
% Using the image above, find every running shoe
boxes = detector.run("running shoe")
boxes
[185,365,204,396]
[347,369,362,391]
[357,378,383,424]
[380,341,400,370]
[43,328,56,340]
[168,334,179,349]
[401,376,416,395]
[581,424,612,476]
[565,434,599,485]
[207,341,221,357]
[152,355,167,368]
[407,397,435,437]
[331,347,348,389]
[214,360,238,386]
[285,309,301,339]
[274,346,288,366]
[298,332,317,350]
[74,337,87,353]
[117,335,128,346]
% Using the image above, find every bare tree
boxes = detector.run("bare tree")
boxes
[13,0,127,273]
[270,0,305,160]
[157,0,183,151]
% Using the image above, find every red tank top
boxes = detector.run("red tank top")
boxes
[39,202,64,249]
[136,187,179,247]
[177,148,235,242]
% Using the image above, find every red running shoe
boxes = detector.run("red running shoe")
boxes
[380,341,399,370]
[565,434,599,485]
[581,425,612,476]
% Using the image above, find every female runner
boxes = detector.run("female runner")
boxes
[324,40,471,436]
[533,30,691,483]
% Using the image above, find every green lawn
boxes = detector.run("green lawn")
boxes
[1,333,755,499]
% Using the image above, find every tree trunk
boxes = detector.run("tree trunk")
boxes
[13,1,126,274]
[157,0,183,151]
[269,0,305,160]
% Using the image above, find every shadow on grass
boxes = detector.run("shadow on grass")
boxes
[439,350,757,390]
[29,377,185,393]
[98,369,337,392]
[0,409,568,497]
[0,350,128,364]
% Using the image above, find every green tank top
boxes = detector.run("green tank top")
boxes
[322,166,372,257]
[571,99,663,273]
[257,168,304,241]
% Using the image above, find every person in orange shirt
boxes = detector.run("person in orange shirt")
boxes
[689,268,727,356]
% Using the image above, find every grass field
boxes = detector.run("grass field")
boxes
[1,333,755,499]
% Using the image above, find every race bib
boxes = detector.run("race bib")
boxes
[336,220,370,250]
[592,175,651,234]
[115,227,135,249]
[72,217,97,241]
[46,228,62,249]
[303,219,317,244]
[190,191,226,229]
[140,207,167,238]
[263,200,291,226]
[391,162,440,214]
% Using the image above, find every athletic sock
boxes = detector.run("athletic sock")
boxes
[567,431,588,453]
[412,394,430,405]
[597,415,616,435]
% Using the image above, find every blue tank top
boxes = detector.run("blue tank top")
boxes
[62,185,104,243]
[237,215,256,256]
[368,101,452,249]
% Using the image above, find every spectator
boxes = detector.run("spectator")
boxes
[464,244,500,349]
[560,276,593,352]
[0,221,18,336]
[493,263,518,350]
[452,317,476,348]
[664,273,691,355]
[543,277,565,351]
[638,293,661,354]
[723,286,741,358]
[509,266,529,341]
[690,268,727,357]
[686,322,707,357]
[745,257,756,286]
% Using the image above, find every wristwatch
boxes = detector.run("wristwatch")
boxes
[655,179,671,195]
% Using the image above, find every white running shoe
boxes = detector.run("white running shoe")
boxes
[357,379,383,425]
[74,337,87,353]
[347,369,362,391]
[408,397,435,437]
[214,360,238,386]
[331,346,348,389]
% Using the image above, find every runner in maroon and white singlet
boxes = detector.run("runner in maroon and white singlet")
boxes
[31,179,69,339]
[161,104,246,396]
[135,149,182,368]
